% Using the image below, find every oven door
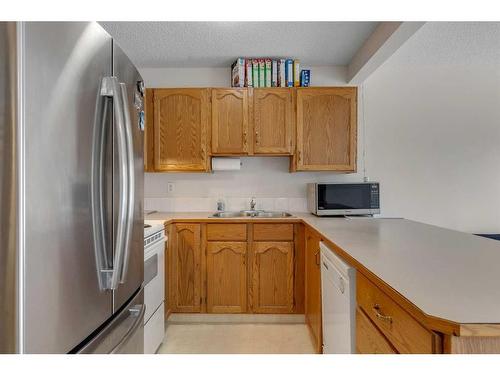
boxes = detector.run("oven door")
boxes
[144,241,165,323]
[317,184,377,215]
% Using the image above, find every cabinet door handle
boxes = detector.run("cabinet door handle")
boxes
[243,131,247,145]
[255,131,259,144]
[373,304,393,323]
[315,250,320,266]
[298,150,302,162]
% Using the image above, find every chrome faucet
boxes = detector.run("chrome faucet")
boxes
[216,199,225,212]
[250,197,256,211]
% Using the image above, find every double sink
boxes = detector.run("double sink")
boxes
[211,210,293,218]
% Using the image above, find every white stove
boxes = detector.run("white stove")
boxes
[144,220,165,238]
[143,220,167,354]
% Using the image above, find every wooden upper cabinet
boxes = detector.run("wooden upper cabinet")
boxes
[206,242,248,313]
[251,241,294,313]
[252,89,294,154]
[296,87,357,172]
[211,89,249,154]
[171,223,202,312]
[153,88,209,171]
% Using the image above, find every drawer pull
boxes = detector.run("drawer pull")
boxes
[373,304,392,323]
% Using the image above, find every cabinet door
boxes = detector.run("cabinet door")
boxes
[356,308,397,354]
[206,242,247,313]
[296,87,357,171]
[305,229,322,353]
[251,242,294,313]
[171,224,202,312]
[253,88,294,154]
[154,89,209,171]
[212,89,249,154]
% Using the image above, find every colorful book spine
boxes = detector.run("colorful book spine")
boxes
[265,59,272,87]
[285,59,293,87]
[245,59,253,87]
[278,59,286,87]
[252,59,259,88]
[271,60,278,87]
[300,69,310,87]
[293,59,300,87]
[231,58,245,88]
[259,59,265,88]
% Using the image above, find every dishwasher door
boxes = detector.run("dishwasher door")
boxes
[320,243,356,354]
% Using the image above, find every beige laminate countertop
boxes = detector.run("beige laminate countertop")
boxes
[146,211,500,326]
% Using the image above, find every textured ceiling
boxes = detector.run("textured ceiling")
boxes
[389,22,500,66]
[99,22,379,68]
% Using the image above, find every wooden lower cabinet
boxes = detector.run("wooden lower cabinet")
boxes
[305,229,322,353]
[206,242,248,313]
[170,223,202,312]
[356,307,397,354]
[169,222,298,315]
[357,272,439,354]
[251,241,294,313]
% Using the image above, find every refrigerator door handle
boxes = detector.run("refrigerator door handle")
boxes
[91,80,112,290]
[100,76,129,290]
[118,82,135,284]
[110,303,145,354]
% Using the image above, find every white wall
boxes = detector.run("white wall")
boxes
[362,23,500,233]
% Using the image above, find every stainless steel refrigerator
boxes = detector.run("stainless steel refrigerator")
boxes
[0,22,145,354]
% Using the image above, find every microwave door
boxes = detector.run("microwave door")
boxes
[318,184,377,215]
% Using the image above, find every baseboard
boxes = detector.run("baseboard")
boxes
[167,313,306,324]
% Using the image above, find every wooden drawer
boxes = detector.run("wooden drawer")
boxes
[207,224,247,241]
[357,272,437,354]
[253,223,294,241]
[356,308,397,354]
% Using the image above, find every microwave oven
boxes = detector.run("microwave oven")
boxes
[307,182,380,216]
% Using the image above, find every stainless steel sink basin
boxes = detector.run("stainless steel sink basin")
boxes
[211,211,245,218]
[254,211,294,218]
[240,210,262,216]
[211,211,293,218]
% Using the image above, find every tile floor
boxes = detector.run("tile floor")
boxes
[157,323,316,354]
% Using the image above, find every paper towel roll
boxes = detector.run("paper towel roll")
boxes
[211,157,242,171]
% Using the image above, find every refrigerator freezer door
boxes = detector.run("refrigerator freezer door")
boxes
[112,42,144,312]
[22,22,114,353]
[77,288,145,354]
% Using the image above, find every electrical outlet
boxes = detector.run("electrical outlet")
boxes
[167,182,175,194]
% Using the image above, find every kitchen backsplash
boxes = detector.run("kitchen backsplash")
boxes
[144,197,308,213]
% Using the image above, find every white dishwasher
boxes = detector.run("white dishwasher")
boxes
[320,242,356,354]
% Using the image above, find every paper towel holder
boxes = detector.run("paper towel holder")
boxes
[211,157,242,172]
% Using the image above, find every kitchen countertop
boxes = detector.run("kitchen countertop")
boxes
[145,211,500,327]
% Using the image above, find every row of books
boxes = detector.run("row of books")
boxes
[231,58,310,88]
